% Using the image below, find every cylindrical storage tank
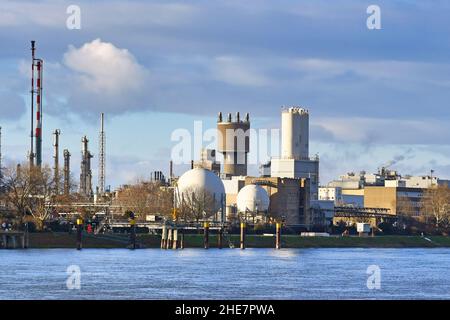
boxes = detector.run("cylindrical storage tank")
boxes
[281,107,309,160]
[176,168,225,217]
[236,184,270,213]
[217,113,250,176]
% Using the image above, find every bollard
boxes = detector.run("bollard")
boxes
[173,229,178,249]
[161,225,167,249]
[240,222,246,250]
[218,227,223,249]
[275,222,281,250]
[180,229,184,249]
[168,229,173,249]
[204,222,210,249]
[76,218,83,250]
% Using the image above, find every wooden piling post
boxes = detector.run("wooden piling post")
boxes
[2,235,6,249]
[168,228,173,249]
[12,236,16,249]
[204,222,209,249]
[276,222,281,250]
[218,227,223,249]
[161,225,167,249]
[21,234,25,249]
[129,213,136,250]
[240,222,246,250]
[76,218,83,250]
[173,229,178,249]
[180,229,184,249]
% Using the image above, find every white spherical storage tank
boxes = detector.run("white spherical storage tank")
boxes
[236,184,270,213]
[176,168,225,215]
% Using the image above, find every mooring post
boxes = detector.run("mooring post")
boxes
[21,234,25,249]
[129,212,136,250]
[76,218,83,250]
[204,222,210,249]
[173,229,178,249]
[276,222,281,250]
[218,227,223,249]
[180,229,184,249]
[12,236,16,249]
[240,222,246,250]
[161,225,167,249]
[168,228,173,249]
[1,235,6,249]
[25,223,29,248]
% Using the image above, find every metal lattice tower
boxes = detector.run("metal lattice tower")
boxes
[98,113,106,194]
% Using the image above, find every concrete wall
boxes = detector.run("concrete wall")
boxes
[364,186,397,214]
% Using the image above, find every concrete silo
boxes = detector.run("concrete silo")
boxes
[281,107,309,160]
[217,112,250,177]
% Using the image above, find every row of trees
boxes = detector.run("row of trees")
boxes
[0,164,74,229]
[0,163,222,230]
[114,181,219,223]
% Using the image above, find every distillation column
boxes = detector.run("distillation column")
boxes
[79,136,93,198]
[63,149,71,195]
[53,129,61,194]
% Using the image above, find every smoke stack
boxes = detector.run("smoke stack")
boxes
[35,58,43,167]
[29,41,35,168]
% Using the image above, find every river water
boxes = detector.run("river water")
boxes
[1,248,449,299]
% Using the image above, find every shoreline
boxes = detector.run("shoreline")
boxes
[15,233,450,249]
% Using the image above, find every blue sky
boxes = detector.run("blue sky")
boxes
[1,0,450,188]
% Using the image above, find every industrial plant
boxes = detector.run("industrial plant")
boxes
[1,40,450,250]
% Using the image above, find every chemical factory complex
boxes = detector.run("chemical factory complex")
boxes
[1,41,448,243]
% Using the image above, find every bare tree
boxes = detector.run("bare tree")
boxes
[421,185,450,228]
[0,164,59,229]
[115,180,173,220]
[177,187,218,223]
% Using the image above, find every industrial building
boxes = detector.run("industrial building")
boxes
[270,107,319,200]
[217,112,250,177]
[363,186,422,216]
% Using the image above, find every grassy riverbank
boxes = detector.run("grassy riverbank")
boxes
[25,232,450,249]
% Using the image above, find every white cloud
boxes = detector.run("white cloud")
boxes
[63,39,148,95]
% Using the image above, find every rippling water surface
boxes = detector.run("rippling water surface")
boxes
[1,248,450,299]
